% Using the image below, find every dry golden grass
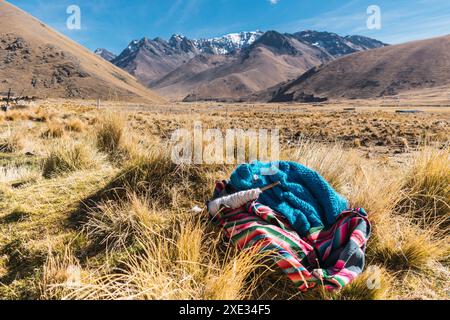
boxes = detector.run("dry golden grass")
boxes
[29,107,55,123]
[400,147,450,226]
[140,106,449,156]
[4,110,27,121]
[93,112,146,165]
[64,118,85,133]
[1,101,448,301]
[368,216,446,271]
[42,139,104,178]
[83,192,171,250]
[0,166,35,183]
[95,113,127,157]
[110,144,213,207]
[41,122,65,139]
[39,247,88,300]
[0,130,24,153]
[34,138,265,300]
[57,217,269,300]
[286,140,362,193]
[334,266,393,300]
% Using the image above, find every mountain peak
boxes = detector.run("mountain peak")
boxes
[292,30,387,57]
[169,34,186,43]
[196,31,264,54]
[251,30,300,55]
[344,35,388,48]
[94,48,117,61]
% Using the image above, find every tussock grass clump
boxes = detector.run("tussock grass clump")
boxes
[176,220,204,279]
[346,164,403,221]
[40,248,88,300]
[64,221,268,300]
[42,140,103,178]
[203,248,271,300]
[95,113,133,161]
[368,215,446,271]
[395,260,450,299]
[29,107,55,123]
[111,145,211,207]
[65,118,85,133]
[350,164,446,272]
[84,192,171,250]
[336,266,392,300]
[41,122,65,139]
[299,265,392,300]
[0,131,24,153]
[4,110,27,122]
[399,147,450,226]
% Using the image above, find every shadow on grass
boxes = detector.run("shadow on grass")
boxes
[0,239,46,286]
[0,209,30,224]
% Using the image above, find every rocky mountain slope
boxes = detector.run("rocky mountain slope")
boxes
[112,30,386,100]
[145,31,386,101]
[254,34,450,102]
[0,1,165,103]
[112,31,263,85]
[94,48,117,62]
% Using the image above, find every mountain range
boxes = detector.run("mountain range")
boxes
[255,34,450,102]
[94,48,116,62]
[0,1,164,103]
[3,0,449,104]
[103,30,386,101]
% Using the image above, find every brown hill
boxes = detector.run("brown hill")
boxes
[0,1,165,103]
[150,31,386,101]
[149,54,230,99]
[112,32,266,88]
[156,31,334,101]
[113,36,200,85]
[257,35,450,102]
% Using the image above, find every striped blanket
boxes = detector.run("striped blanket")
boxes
[209,181,371,291]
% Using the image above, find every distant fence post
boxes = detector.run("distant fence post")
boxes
[7,88,11,105]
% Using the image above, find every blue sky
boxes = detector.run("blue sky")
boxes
[8,0,450,54]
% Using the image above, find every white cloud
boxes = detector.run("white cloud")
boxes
[268,0,279,5]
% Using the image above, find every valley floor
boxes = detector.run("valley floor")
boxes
[0,99,448,300]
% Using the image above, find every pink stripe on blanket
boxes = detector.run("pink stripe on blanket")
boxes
[350,229,367,247]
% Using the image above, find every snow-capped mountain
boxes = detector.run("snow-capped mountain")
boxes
[94,48,117,61]
[111,30,387,99]
[194,31,264,54]
[112,31,264,83]
[119,31,263,57]
[293,30,386,57]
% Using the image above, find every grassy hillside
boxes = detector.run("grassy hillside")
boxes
[0,1,166,103]
[0,100,448,299]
